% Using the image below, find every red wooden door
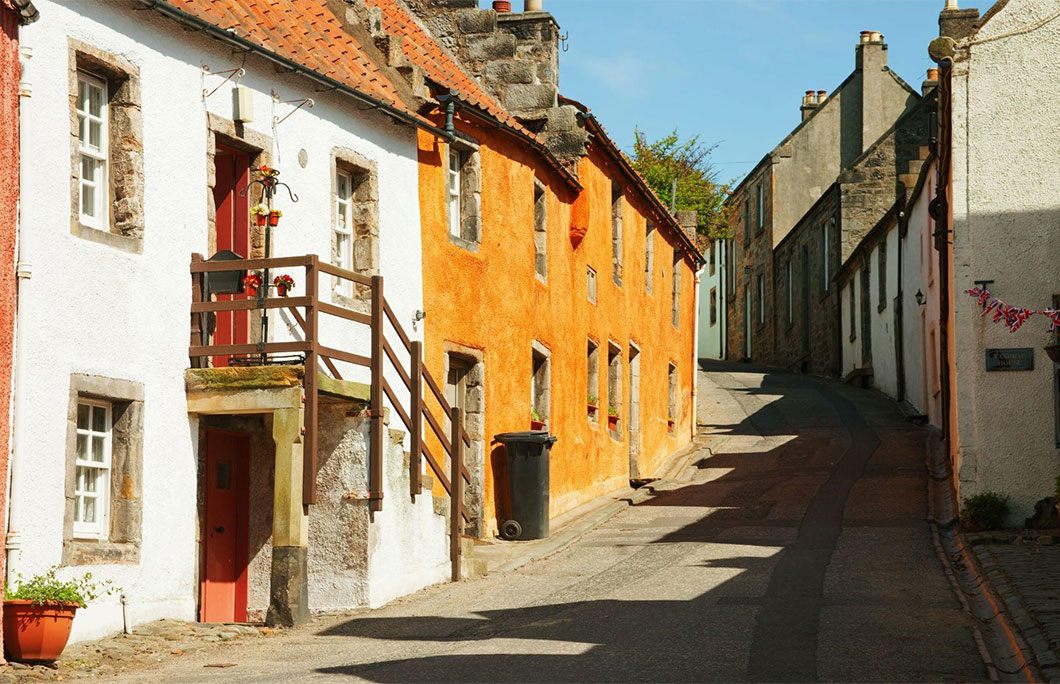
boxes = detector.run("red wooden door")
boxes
[201,429,250,623]
[212,146,251,367]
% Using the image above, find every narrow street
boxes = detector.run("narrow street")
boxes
[118,362,987,682]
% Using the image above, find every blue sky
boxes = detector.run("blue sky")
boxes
[482,0,946,184]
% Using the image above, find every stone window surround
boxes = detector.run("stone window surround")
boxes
[448,141,482,251]
[330,147,380,309]
[667,361,678,426]
[442,343,485,536]
[68,40,144,255]
[611,183,623,286]
[606,340,623,439]
[755,183,765,234]
[532,178,547,283]
[530,340,551,425]
[586,337,600,424]
[62,374,144,566]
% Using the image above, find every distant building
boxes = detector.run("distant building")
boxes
[697,237,727,360]
[725,31,921,367]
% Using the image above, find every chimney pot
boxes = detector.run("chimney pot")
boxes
[492,0,511,13]
[871,31,883,42]
[927,68,939,81]
[817,89,828,102]
[524,0,542,10]
[944,0,959,9]
[860,31,872,44]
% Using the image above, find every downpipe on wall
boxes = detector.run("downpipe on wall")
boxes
[5,43,33,587]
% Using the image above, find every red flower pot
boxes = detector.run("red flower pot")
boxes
[268,211,281,227]
[587,404,598,415]
[3,600,78,663]
[492,0,511,12]
[255,214,267,227]
[277,284,288,297]
[607,415,619,430]
[530,419,545,431]
[667,419,676,431]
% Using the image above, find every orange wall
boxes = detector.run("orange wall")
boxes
[418,120,697,536]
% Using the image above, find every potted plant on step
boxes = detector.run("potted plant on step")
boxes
[587,393,599,418]
[607,405,619,431]
[273,274,295,297]
[251,204,269,227]
[530,406,545,431]
[4,567,115,663]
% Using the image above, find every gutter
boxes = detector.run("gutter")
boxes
[136,0,456,143]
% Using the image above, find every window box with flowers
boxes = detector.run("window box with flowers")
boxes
[273,274,295,297]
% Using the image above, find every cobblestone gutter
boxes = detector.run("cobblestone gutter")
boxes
[926,433,1040,682]
[0,620,272,681]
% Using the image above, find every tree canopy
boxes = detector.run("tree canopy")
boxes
[630,128,731,240]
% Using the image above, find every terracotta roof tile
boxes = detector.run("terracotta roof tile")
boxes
[167,0,407,111]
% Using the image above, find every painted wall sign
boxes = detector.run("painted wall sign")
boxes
[985,347,1034,372]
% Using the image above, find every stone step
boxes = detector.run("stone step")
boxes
[906,158,924,177]
[919,145,932,160]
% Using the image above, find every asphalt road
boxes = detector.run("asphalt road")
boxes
[117,361,988,682]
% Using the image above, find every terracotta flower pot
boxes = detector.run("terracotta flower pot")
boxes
[530,419,545,431]
[492,0,511,12]
[607,415,619,430]
[277,284,289,297]
[3,600,78,663]
[667,419,675,431]
[268,211,281,227]
[254,214,267,227]
[587,404,598,415]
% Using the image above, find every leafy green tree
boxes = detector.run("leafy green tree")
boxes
[630,128,731,239]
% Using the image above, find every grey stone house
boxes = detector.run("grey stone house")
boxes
[725,30,921,365]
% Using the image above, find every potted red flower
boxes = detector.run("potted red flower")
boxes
[243,271,262,297]
[273,274,295,297]
[667,417,676,431]
[530,406,545,431]
[268,208,283,227]
[251,204,269,227]
[607,405,619,430]
[3,567,115,663]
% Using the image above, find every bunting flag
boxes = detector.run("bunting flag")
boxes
[965,287,1060,333]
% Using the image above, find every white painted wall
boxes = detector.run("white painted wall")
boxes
[696,238,725,360]
[14,0,426,642]
[841,277,860,378]
[950,0,1060,523]
[866,230,899,398]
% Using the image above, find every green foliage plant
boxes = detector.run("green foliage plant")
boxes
[531,406,542,422]
[607,404,619,418]
[4,567,117,608]
[960,492,1011,532]
[587,394,598,406]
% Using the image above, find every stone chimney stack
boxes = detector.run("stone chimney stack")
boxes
[676,210,698,242]
[922,67,940,95]
[939,0,980,40]
[856,30,888,154]
[800,90,818,121]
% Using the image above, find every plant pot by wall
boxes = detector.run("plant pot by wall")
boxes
[3,601,78,663]
[268,211,281,227]
[530,419,545,431]
[277,284,288,297]
[255,214,267,227]
[607,415,619,430]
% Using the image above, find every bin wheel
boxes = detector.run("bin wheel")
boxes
[500,520,522,540]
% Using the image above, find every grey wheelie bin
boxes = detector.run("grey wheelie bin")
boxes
[493,430,557,540]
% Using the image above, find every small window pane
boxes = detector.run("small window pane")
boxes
[91,436,105,462]
[84,497,96,523]
[77,404,90,429]
[88,120,102,150]
[88,83,103,117]
[78,79,88,107]
[76,433,87,458]
[92,405,106,432]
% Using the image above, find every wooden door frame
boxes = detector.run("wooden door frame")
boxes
[199,427,251,623]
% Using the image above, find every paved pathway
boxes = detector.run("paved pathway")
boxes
[113,361,987,682]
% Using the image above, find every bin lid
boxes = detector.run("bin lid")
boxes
[493,430,558,446]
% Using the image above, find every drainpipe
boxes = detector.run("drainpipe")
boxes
[6,43,33,587]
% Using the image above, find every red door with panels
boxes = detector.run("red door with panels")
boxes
[201,429,250,623]
[211,145,251,367]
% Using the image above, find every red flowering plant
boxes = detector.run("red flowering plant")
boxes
[243,271,263,296]
[273,274,295,296]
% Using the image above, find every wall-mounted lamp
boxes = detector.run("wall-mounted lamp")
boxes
[412,309,426,332]
[914,289,926,307]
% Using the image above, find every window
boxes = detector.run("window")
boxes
[786,260,794,325]
[849,283,857,342]
[645,220,655,293]
[533,180,547,280]
[73,400,112,539]
[587,266,597,304]
[708,241,716,277]
[607,342,622,433]
[667,362,677,429]
[726,239,735,296]
[69,43,143,251]
[755,183,765,234]
[587,339,600,422]
[743,200,751,242]
[877,243,887,312]
[709,287,718,326]
[447,147,461,239]
[611,183,623,285]
[446,146,481,246]
[77,72,108,230]
[822,219,834,292]
[531,344,550,426]
[756,272,765,326]
[334,170,353,296]
[672,251,681,327]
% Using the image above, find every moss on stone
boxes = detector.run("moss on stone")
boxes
[185,365,305,392]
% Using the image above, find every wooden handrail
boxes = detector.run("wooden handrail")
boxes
[188,341,310,357]
[191,296,311,313]
[191,255,311,272]
[317,261,373,286]
[316,345,371,368]
[382,338,413,392]
[317,301,372,326]
[382,378,413,435]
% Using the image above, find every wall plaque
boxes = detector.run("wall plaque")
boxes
[985,348,1034,372]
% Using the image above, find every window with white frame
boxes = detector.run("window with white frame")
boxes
[822,219,833,291]
[447,147,462,239]
[77,72,108,230]
[756,272,766,326]
[73,400,112,539]
[334,169,353,296]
